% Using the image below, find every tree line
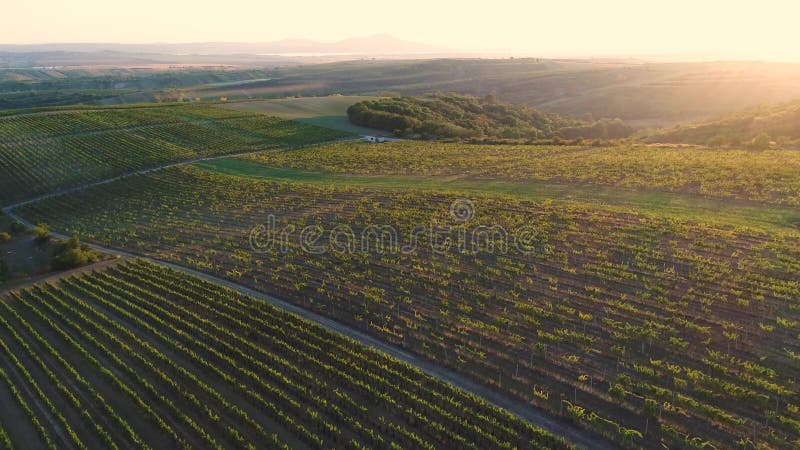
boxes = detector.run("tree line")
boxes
[347,94,633,140]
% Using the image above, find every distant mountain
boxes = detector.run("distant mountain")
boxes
[0,35,449,56]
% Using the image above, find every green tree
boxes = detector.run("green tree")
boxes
[33,223,50,243]
[51,236,100,270]
[750,132,772,149]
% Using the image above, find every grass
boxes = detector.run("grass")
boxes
[219,95,384,134]
[194,157,800,234]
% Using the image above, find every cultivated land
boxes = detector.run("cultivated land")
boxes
[3,88,800,450]
[14,163,800,449]
[0,259,571,450]
[220,96,383,134]
[238,141,800,206]
[0,104,349,205]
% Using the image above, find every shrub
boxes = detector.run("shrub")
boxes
[749,133,772,149]
[0,232,10,243]
[51,236,100,270]
[608,384,627,400]
[32,223,50,243]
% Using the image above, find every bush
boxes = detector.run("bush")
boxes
[0,232,10,243]
[749,133,772,149]
[51,236,100,270]
[608,384,627,400]
[32,224,50,243]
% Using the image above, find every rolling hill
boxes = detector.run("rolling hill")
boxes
[346,93,633,139]
[644,99,800,146]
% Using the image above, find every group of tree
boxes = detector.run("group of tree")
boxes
[31,223,100,270]
[50,236,100,270]
[644,99,800,147]
[347,93,633,140]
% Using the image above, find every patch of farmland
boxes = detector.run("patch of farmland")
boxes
[15,166,800,449]
[0,259,570,449]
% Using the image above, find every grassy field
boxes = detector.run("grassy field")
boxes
[14,165,800,449]
[0,259,570,449]
[219,96,383,134]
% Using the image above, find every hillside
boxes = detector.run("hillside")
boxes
[645,100,800,146]
[196,59,800,126]
[347,94,633,139]
[17,163,800,449]
[0,104,347,206]
[7,59,800,127]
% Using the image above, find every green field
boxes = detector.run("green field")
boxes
[3,82,800,450]
[14,164,800,449]
[194,158,800,234]
[0,259,571,449]
[194,141,800,233]
[220,96,383,134]
[237,141,800,206]
[0,104,349,206]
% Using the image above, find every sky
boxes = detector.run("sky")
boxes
[3,0,800,59]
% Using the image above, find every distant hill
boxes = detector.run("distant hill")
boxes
[0,35,448,56]
[5,57,800,127]
[644,100,800,146]
[347,93,633,139]
[225,59,800,126]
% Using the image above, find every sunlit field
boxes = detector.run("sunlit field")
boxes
[2,2,800,449]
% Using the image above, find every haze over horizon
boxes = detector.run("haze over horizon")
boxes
[4,0,800,61]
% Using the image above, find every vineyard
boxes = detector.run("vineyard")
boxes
[0,258,569,449]
[0,104,349,205]
[15,165,800,449]
[242,141,800,206]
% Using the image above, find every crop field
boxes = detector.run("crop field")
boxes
[242,141,800,206]
[0,104,349,206]
[0,259,570,450]
[219,96,383,134]
[15,165,800,449]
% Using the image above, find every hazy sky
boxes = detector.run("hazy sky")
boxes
[3,0,799,58]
